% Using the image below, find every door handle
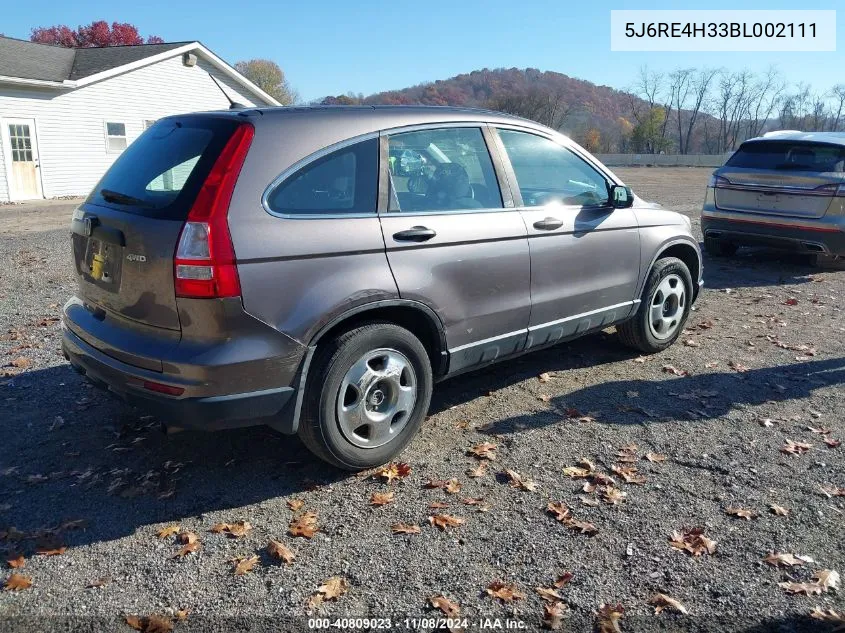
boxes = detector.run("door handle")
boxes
[393,226,437,242]
[533,217,563,231]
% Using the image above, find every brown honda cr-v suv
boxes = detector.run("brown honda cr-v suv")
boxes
[63,105,702,469]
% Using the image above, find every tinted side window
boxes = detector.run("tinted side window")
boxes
[498,130,609,207]
[387,127,502,212]
[267,138,378,215]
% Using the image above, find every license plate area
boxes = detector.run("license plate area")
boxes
[74,234,122,290]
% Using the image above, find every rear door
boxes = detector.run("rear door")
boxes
[377,125,531,373]
[717,140,845,218]
[492,127,640,349]
[70,116,242,332]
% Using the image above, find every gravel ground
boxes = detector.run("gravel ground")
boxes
[1,168,843,633]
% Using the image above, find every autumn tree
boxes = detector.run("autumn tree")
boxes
[581,128,601,153]
[234,59,296,105]
[30,21,163,47]
[631,107,672,154]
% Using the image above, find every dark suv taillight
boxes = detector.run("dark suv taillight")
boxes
[707,174,731,188]
[174,123,254,298]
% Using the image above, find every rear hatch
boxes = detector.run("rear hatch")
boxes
[70,115,244,332]
[715,140,845,219]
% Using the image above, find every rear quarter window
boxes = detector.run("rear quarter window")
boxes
[727,141,845,173]
[87,117,242,220]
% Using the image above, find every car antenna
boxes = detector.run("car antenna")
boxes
[209,74,247,110]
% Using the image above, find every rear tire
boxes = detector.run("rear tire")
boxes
[617,257,693,354]
[298,322,433,470]
[704,236,738,257]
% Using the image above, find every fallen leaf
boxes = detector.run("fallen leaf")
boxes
[611,465,646,485]
[563,466,592,479]
[542,601,568,630]
[503,469,538,492]
[9,357,31,369]
[725,507,757,520]
[3,573,32,591]
[374,462,411,483]
[781,439,813,456]
[266,539,295,565]
[486,580,525,602]
[466,462,488,478]
[536,586,564,602]
[825,437,842,448]
[445,479,462,494]
[599,485,626,505]
[232,554,259,576]
[596,603,624,633]
[173,538,200,558]
[546,502,598,535]
[649,593,688,615]
[554,572,574,588]
[428,501,449,509]
[669,527,717,556]
[538,394,551,403]
[683,339,700,348]
[370,491,395,506]
[124,616,173,633]
[662,364,689,377]
[178,531,199,545]
[815,569,841,592]
[156,525,180,539]
[429,595,460,617]
[538,372,552,383]
[428,514,465,530]
[809,607,845,626]
[729,360,750,372]
[390,523,421,535]
[289,511,319,538]
[645,452,667,463]
[175,610,189,621]
[286,499,305,512]
[819,484,845,498]
[86,576,111,588]
[6,555,24,569]
[763,552,804,567]
[316,576,349,600]
[784,297,799,305]
[769,504,790,516]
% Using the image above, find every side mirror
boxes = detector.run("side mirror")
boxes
[610,184,634,209]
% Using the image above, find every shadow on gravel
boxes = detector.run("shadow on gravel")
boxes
[702,248,830,291]
[0,364,343,552]
[479,355,845,435]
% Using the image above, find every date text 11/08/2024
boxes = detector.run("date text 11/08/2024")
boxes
[307,618,527,629]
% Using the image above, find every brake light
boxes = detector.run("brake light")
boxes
[813,183,845,197]
[708,174,731,188]
[174,123,254,298]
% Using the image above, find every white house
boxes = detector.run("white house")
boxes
[0,36,279,202]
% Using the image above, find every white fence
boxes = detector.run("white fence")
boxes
[596,154,728,167]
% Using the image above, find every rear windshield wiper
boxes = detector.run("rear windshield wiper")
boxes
[100,188,146,206]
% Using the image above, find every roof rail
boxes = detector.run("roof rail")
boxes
[762,130,803,137]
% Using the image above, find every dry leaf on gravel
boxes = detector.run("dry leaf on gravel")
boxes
[611,465,647,484]
[374,462,411,483]
[9,357,31,369]
[173,540,200,558]
[645,452,667,463]
[428,514,465,530]
[486,580,525,602]
[649,593,688,615]
[6,555,24,569]
[596,604,624,633]
[555,572,574,588]
[662,364,689,377]
[316,576,349,601]
[781,440,813,456]
[429,595,460,617]
[819,484,845,498]
[286,499,305,512]
[825,437,842,448]
[466,462,488,478]
[503,469,538,491]
[428,501,449,509]
[156,525,180,539]
[267,540,295,565]
[769,504,790,516]
[779,569,839,595]
[683,339,700,347]
[231,554,259,576]
[390,523,421,535]
[599,486,626,505]
[468,442,497,460]
[669,527,717,556]
[125,615,173,633]
[725,507,757,520]
[563,465,593,479]
[538,372,552,383]
[536,586,564,602]
[615,444,638,462]
[86,576,110,589]
[542,601,568,630]
[809,607,845,627]
[546,502,598,535]
[3,573,32,591]
[370,491,395,506]
[763,552,804,567]
[209,521,252,538]
[289,511,319,538]
[728,360,750,372]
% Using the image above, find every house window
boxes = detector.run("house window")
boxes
[105,122,127,153]
[143,120,156,130]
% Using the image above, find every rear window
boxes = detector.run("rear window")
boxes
[727,141,845,173]
[87,117,241,220]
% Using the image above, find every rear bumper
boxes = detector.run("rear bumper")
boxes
[63,326,296,430]
[702,210,845,256]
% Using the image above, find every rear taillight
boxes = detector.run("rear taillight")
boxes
[708,174,731,188]
[174,123,254,298]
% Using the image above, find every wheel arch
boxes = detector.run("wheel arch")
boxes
[642,239,702,300]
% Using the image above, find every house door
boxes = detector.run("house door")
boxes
[2,118,43,201]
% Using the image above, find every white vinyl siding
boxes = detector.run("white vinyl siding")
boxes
[0,54,270,201]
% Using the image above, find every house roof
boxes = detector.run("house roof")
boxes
[0,36,189,82]
[0,36,279,106]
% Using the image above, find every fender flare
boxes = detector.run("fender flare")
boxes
[638,237,703,299]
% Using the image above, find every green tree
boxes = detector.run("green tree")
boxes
[630,107,672,154]
[234,59,296,105]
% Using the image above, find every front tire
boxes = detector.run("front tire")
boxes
[298,322,433,470]
[617,257,693,354]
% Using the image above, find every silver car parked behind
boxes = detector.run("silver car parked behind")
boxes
[702,131,845,264]
[63,105,702,469]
